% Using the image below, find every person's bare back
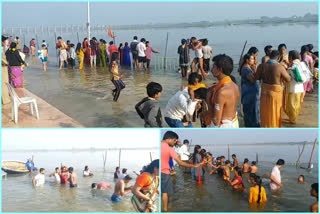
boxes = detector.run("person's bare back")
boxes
[255,63,290,85]
[114,179,132,197]
[213,81,239,124]
[70,172,77,185]
[250,165,258,173]
[311,202,318,212]
[242,163,250,173]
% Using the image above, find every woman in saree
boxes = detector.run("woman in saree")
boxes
[118,43,124,66]
[191,145,203,182]
[76,43,84,70]
[122,42,131,67]
[131,159,159,212]
[5,42,26,89]
[82,38,90,65]
[240,53,260,127]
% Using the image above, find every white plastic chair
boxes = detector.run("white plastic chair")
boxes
[6,83,39,124]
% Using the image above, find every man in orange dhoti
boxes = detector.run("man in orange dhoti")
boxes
[255,50,291,127]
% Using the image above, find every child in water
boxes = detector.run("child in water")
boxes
[38,44,48,71]
[298,175,305,184]
[110,52,125,102]
[69,43,76,70]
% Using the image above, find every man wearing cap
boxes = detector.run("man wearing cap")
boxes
[2,35,10,104]
[111,175,133,202]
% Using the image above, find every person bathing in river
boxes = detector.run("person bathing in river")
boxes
[250,161,258,174]
[222,160,231,181]
[310,183,318,212]
[49,167,61,184]
[229,166,245,191]
[91,182,112,190]
[270,159,285,191]
[83,165,94,177]
[111,175,133,203]
[249,175,267,204]
[242,158,250,173]
[110,52,125,102]
[232,154,239,167]
[68,167,77,188]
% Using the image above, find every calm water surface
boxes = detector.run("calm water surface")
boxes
[2,150,159,212]
[21,24,318,127]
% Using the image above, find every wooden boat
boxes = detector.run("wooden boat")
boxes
[1,160,29,174]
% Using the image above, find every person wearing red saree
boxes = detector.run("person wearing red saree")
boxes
[82,38,90,65]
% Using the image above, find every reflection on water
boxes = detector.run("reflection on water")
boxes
[167,144,318,212]
[22,24,318,127]
[2,150,159,212]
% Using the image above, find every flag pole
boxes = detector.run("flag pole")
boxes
[87,1,91,41]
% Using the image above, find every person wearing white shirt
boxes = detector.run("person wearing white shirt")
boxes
[202,39,213,72]
[179,140,190,161]
[270,159,285,191]
[164,87,207,127]
[32,168,45,187]
[286,50,310,124]
[136,38,147,71]
[119,168,128,179]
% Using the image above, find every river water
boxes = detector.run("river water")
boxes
[166,143,318,212]
[2,150,159,212]
[20,23,318,127]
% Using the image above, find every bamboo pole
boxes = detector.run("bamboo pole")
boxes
[163,32,169,69]
[150,152,152,162]
[296,142,306,167]
[227,144,230,161]
[308,138,317,168]
[256,153,258,163]
[118,149,121,168]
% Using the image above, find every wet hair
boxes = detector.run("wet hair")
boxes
[124,175,132,180]
[212,54,234,76]
[234,166,242,177]
[140,38,146,42]
[311,183,318,193]
[122,168,127,174]
[251,161,256,166]
[146,82,162,97]
[202,39,208,46]
[255,176,262,203]
[232,154,236,158]
[248,47,258,55]
[301,45,309,61]
[278,43,287,51]
[244,158,249,163]
[39,168,45,173]
[84,166,89,170]
[125,42,128,46]
[307,44,314,52]
[111,52,118,62]
[270,50,280,60]
[193,145,201,162]
[68,167,74,172]
[91,183,97,188]
[116,167,119,171]
[181,39,187,45]
[188,72,202,85]
[144,159,159,174]
[264,45,272,55]
[194,88,208,100]
[240,53,253,74]
[133,36,138,40]
[289,50,300,61]
[163,131,179,140]
[225,160,231,165]
[9,42,17,49]
[183,139,189,144]
[76,43,82,52]
[57,36,62,40]
[276,159,285,165]
[109,41,114,45]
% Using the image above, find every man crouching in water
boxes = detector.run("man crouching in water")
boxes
[201,54,240,128]
[111,175,133,203]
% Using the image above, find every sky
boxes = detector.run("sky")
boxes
[161,129,318,145]
[2,1,318,27]
[2,129,159,151]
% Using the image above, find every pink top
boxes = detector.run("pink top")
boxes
[145,46,158,60]
[303,54,314,67]
[161,142,178,174]
[97,182,112,190]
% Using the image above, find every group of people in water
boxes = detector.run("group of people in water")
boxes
[26,157,159,212]
[161,131,318,212]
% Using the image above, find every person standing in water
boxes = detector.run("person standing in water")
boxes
[177,39,190,78]
[202,38,213,73]
[249,175,267,204]
[110,52,125,102]
[32,168,45,188]
[242,158,250,173]
[145,41,159,69]
[111,175,133,203]
[232,154,240,167]
[270,159,285,191]
[310,183,318,212]
[68,167,77,188]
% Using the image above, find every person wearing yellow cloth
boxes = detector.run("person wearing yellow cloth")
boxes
[76,43,84,70]
[255,50,291,127]
[248,176,267,204]
[201,54,240,128]
[284,50,306,124]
